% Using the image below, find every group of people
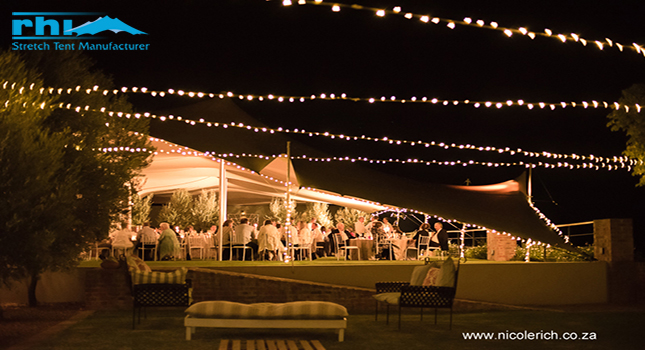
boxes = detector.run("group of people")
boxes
[98,215,450,262]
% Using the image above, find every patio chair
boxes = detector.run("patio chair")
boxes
[123,256,192,329]
[373,256,459,329]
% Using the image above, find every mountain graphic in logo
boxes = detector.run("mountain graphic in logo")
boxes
[65,16,147,36]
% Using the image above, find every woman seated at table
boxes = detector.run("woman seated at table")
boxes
[158,222,181,260]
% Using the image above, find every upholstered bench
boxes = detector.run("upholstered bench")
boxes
[184,301,348,341]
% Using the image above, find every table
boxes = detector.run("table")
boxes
[380,238,413,260]
[348,239,375,260]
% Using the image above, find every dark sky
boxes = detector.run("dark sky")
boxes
[8,0,645,245]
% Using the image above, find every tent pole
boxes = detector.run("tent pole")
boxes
[528,168,533,204]
[218,159,227,261]
[286,142,294,267]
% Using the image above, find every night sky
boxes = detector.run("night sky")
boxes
[7,0,645,249]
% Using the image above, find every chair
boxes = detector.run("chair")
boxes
[376,235,393,260]
[373,257,459,329]
[407,235,430,260]
[188,235,205,260]
[232,243,254,261]
[290,244,312,261]
[139,235,158,261]
[205,235,219,260]
[334,234,360,261]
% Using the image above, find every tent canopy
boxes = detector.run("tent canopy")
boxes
[145,98,569,248]
[139,138,387,213]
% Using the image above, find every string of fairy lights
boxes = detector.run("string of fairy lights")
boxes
[8,81,642,113]
[279,0,645,59]
[2,81,641,171]
[0,81,628,249]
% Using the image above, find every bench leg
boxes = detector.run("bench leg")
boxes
[186,326,192,340]
[338,329,345,342]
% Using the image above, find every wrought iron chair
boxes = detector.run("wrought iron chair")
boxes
[374,257,459,329]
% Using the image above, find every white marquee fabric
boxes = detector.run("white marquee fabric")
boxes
[137,138,388,213]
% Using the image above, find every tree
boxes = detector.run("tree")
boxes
[192,190,219,232]
[334,207,369,231]
[298,202,333,229]
[131,192,153,226]
[0,49,152,306]
[0,51,77,307]
[268,197,297,224]
[607,84,645,186]
[158,189,194,229]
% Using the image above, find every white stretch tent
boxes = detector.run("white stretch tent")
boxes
[138,137,389,213]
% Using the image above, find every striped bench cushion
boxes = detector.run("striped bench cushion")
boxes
[132,267,188,285]
[185,301,348,320]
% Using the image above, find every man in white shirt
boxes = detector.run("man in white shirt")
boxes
[233,218,258,259]
[311,222,325,258]
[354,216,367,238]
[136,222,157,260]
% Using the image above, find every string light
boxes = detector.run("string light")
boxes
[280,1,645,59]
[51,100,640,169]
[3,81,643,114]
[212,152,634,172]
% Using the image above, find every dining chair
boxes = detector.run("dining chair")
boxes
[188,235,205,260]
[335,233,360,261]
[232,243,253,261]
[139,235,158,261]
[407,235,430,260]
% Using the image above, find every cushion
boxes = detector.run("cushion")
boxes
[422,267,441,286]
[126,255,152,273]
[185,301,348,320]
[372,292,400,305]
[131,267,187,285]
[409,262,440,286]
[435,257,456,287]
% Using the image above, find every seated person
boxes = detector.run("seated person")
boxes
[158,222,181,260]
[233,218,258,260]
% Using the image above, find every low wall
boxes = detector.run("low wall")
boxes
[191,268,375,313]
[211,261,610,305]
[3,261,634,308]
[0,269,85,306]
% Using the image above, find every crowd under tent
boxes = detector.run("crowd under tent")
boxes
[141,98,570,249]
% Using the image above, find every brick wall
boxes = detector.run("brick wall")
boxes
[594,218,634,262]
[84,267,132,309]
[83,267,376,313]
[487,231,516,261]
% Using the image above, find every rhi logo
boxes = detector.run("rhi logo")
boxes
[12,12,147,39]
